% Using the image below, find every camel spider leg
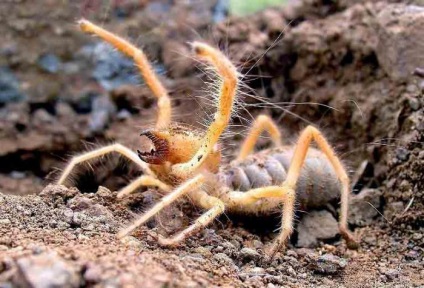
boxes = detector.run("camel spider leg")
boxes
[116,175,172,199]
[58,21,176,186]
[226,186,294,256]
[117,174,205,239]
[283,126,357,249]
[229,125,358,255]
[57,143,154,185]
[156,189,225,246]
[237,114,282,161]
[171,42,239,178]
[78,19,171,129]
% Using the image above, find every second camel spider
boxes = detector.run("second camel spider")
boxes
[58,19,359,255]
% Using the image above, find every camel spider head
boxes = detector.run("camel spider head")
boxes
[138,124,222,175]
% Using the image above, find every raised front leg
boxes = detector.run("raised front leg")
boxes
[171,42,239,178]
[79,19,171,129]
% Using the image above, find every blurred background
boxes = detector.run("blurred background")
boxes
[0,0,293,195]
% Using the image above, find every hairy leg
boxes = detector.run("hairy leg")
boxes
[116,175,172,199]
[171,42,238,178]
[280,125,358,251]
[117,174,204,239]
[79,19,171,129]
[57,143,154,185]
[237,114,282,161]
[156,190,225,246]
[226,186,294,256]
[227,125,358,255]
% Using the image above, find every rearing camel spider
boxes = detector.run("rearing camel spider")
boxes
[58,19,359,255]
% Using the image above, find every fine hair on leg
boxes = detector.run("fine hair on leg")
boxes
[237,114,282,161]
[117,174,205,239]
[78,19,171,129]
[57,143,154,185]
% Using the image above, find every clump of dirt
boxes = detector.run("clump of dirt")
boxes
[1,0,423,287]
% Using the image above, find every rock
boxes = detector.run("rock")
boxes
[39,184,79,203]
[38,53,61,73]
[349,189,382,226]
[83,263,102,284]
[395,147,410,162]
[13,252,80,288]
[243,266,265,277]
[412,233,422,241]
[239,247,261,262]
[384,201,405,220]
[33,109,54,124]
[56,103,76,119]
[308,254,347,274]
[80,43,140,91]
[297,210,339,248]
[116,109,131,120]
[213,253,234,266]
[376,5,424,81]
[379,267,399,281]
[213,0,229,23]
[0,67,26,104]
[89,95,117,133]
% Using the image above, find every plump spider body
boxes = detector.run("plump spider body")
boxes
[58,19,359,256]
[212,147,341,215]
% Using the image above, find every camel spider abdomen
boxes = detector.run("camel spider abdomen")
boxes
[58,19,359,256]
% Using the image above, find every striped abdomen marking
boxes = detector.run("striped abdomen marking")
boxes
[219,146,342,209]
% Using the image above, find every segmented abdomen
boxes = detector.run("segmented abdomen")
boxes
[218,146,341,209]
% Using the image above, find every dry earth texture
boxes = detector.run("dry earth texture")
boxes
[0,0,423,287]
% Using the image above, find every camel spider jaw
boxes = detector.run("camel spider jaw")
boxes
[139,124,222,175]
[138,130,170,165]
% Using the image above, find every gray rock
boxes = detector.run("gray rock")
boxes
[14,252,80,288]
[309,254,347,274]
[0,67,26,104]
[213,253,234,266]
[384,201,404,220]
[379,267,400,281]
[349,188,382,226]
[376,5,424,81]
[80,43,140,91]
[239,247,261,262]
[297,210,339,248]
[89,96,117,133]
[38,53,61,73]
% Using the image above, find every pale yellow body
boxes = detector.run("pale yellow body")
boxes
[58,20,358,256]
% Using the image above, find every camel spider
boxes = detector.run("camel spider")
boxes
[58,19,359,255]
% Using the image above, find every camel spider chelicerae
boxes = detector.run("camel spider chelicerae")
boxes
[58,19,359,255]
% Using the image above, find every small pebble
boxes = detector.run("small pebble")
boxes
[213,253,234,266]
[38,53,61,73]
[309,254,347,274]
[240,247,261,262]
[14,252,80,288]
[0,67,26,103]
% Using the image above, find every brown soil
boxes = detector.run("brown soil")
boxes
[0,0,423,287]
